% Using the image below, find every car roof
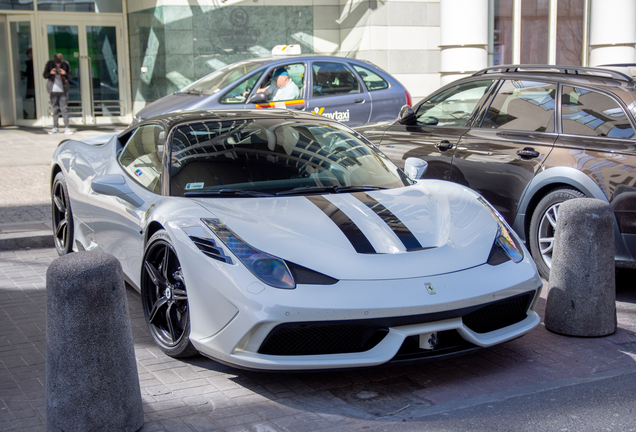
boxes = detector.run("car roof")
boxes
[231,54,381,68]
[122,109,340,136]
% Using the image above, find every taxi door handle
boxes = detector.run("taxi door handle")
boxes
[354,98,365,103]
[517,148,540,159]
[435,140,453,151]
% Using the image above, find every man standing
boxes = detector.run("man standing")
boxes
[257,68,299,102]
[43,53,72,134]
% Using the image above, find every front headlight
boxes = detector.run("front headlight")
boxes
[478,197,524,264]
[202,218,295,289]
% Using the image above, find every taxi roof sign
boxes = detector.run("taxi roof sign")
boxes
[272,44,302,56]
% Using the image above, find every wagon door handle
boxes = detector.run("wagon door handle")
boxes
[517,147,540,159]
[354,98,365,103]
[435,140,453,151]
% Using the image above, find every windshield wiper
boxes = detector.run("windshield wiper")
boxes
[276,185,387,196]
[184,189,272,197]
[180,90,204,96]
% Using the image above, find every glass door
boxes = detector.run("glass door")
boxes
[7,15,37,125]
[41,17,128,125]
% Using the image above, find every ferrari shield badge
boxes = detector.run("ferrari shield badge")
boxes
[425,283,436,295]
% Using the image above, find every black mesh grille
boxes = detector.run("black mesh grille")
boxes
[259,322,388,355]
[258,291,536,356]
[462,292,533,333]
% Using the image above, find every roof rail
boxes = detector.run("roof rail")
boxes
[472,64,633,82]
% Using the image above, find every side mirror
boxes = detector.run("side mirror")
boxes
[91,174,144,207]
[248,92,268,104]
[404,157,428,180]
[398,104,416,125]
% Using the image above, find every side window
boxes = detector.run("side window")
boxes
[220,70,264,104]
[312,62,361,97]
[257,63,305,102]
[562,86,635,139]
[481,80,556,132]
[119,124,165,193]
[352,64,388,91]
[416,80,493,127]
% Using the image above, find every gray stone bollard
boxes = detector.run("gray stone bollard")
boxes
[545,198,616,337]
[46,251,144,432]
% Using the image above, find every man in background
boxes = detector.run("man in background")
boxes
[43,53,72,134]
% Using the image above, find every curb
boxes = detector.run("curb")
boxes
[0,231,55,250]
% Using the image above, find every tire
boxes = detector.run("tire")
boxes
[51,172,75,255]
[529,187,586,280]
[141,230,198,358]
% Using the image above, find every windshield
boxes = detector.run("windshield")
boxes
[180,61,263,95]
[169,118,410,197]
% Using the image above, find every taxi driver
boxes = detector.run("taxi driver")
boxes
[257,68,299,102]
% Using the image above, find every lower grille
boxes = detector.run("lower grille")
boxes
[258,322,388,356]
[462,292,533,333]
[258,291,535,356]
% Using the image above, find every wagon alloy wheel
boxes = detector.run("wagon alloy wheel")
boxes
[141,230,197,358]
[51,172,74,255]
[529,187,585,280]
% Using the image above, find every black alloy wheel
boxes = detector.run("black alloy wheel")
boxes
[51,172,74,255]
[529,187,586,280]
[141,230,198,358]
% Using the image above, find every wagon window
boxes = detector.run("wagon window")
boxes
[561,85,635,139]
[119,124,165,193]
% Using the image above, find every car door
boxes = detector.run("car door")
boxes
[376,79,496,179]
[89,123,165,281]
[553,84,636,240]
[308,60,371,127]
[452,79,558,224]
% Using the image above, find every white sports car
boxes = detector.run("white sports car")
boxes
[51,109,542,371]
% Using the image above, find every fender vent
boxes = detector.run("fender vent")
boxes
[189,236,232,264]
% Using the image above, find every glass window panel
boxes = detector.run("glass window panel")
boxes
[87,26,120,117]
[416,80,494,127]
[220,71,264,104]
[10,21,36,120]
[562,85,635,138]
[312,62,360,97]
[482,80,556,132]
[37,0,121,13]
[520,0,549,64]
[120,125,164,192]
[47,25,81,117]
[493,0,513,65]
[0,0,33,10]
[556,0,584,66]
[352,64,388,92]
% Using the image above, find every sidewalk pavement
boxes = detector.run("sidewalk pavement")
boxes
[0,125,124,250]
[1,126,635,431]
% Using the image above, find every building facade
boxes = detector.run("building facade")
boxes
[1,0,634,127]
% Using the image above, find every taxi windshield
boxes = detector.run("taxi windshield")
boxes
[169,119,410,197]
[180,61,263,96]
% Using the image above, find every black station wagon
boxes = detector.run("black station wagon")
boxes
[357,65,636,279]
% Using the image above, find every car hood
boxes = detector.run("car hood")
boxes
[190,181,500,280]
[136,93,213,120]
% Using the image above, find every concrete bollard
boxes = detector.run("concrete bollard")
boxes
[545,198,616,337]
[46,251,144,432]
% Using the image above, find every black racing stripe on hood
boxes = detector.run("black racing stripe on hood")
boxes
[306,195,376,254]
[352,192,423,251]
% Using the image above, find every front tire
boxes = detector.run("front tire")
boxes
[51,171,74,255]
[141,230,198,358]
[529,187,585,280]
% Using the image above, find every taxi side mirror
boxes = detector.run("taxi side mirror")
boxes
[398,104,416,125]
[248,92,268,104]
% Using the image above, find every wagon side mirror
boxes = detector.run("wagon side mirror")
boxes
[248,92,268,104]
[398,104,416,125]
[91,174,144,207]
[404,157,428,180]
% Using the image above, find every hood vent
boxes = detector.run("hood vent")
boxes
[189,236,232,264]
